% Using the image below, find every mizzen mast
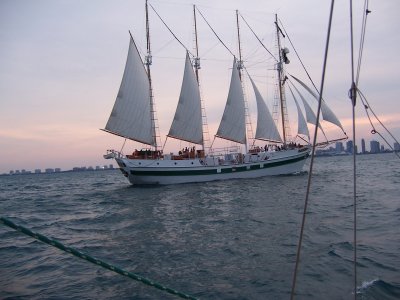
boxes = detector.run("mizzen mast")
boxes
[275,14,291,145]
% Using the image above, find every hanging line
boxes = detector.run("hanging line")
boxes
[195,7,236,58]
[0,217,198,300]
[290,1,335,299]
[357,89,400,159]
[148,3,195,58]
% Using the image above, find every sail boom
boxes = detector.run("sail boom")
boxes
[254,137,283,143]
[101,129,156,146]
[166,134,203,145]
[214,134,246,145]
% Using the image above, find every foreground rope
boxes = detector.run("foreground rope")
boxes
[0,217,197,300]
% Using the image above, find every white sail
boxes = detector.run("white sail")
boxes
[215,58,246,144]
[249,76,282,142]
[291,75,344,131]
[291,84,317,126]
[105,36,155,145]
[167,52,203,144]
[288,86,309,138]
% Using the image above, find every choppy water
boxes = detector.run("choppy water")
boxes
[0,153,399,299]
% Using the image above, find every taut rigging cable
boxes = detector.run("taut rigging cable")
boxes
[290,1,335,298]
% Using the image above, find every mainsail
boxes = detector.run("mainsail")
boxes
[167,52,203,145]
[104,36,155,146]
[249,76,282,142]
[291,75,344,132]
[215,58,246,144]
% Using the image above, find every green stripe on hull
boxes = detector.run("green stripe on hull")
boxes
[129,153,308,177]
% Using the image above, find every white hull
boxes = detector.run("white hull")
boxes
[114,148,310,185]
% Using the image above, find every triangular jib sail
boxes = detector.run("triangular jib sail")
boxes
[249,76,282,142]
[291,75,344,132]
[288,85,309,139]
[215,58,246,144]
[104,35,155,146]
[167,51,203,145]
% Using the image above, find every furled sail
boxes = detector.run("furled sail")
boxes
[291,75,345,131]
[167,51,203,144]
[215,58,246,144]
[288,85,309,138]
[104,36,155,145]
[249,76,282,142]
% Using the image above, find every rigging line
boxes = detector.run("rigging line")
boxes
[356,0,370,85]
[119,139,127,155]
[290,1,335,299]
[278,19,320,96]
[0,217,198,300]
[239,12,278,62]
[195,7,236,58]
[349,1,358,298]
[357,89,400,159]
[148,3,195,57]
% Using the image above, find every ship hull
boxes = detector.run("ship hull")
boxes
[114,148,310,185]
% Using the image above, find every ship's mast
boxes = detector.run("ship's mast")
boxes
[236,9,254,153]
[275,14,288,145]
[145,0,159,150]
[193,5,210,152]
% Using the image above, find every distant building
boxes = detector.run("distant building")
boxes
[380,145,385,152]
[370,140,380,153]
[55,168,61,172]
[361,138,366,154]
[336,142,344,153]
[35,169,41,174]
[346,140,354,154]
[354,145,358,154]
[109,164,114,169]
[395,142,400,151]
[45,168,54,173]
[9,170,14,175]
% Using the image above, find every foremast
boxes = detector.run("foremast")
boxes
[236,9,254,153]
[193,5,210,153]
[145,0,161,151]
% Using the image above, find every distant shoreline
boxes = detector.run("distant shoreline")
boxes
[1,168,117,177]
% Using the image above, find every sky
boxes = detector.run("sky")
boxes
[0,0,399,173]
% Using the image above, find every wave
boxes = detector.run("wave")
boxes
[357,278,400,299]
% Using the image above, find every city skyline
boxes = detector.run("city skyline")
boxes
[1,1,399,173]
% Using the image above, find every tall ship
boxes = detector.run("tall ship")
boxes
[103,1,345,185]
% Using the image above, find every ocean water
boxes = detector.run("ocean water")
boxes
[0,153,399,299]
